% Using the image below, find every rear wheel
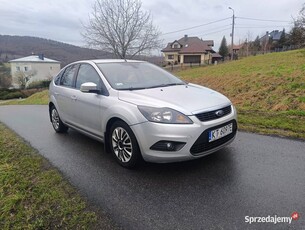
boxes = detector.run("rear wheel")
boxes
[50,105,68,133]
[109,121,141,168]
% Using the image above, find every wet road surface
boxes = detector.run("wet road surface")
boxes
[0,105,304,230]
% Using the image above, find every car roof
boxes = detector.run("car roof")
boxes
[90,59,145,64]
[64,59,147,68]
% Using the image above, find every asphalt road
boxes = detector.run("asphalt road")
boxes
[0,105,304,230]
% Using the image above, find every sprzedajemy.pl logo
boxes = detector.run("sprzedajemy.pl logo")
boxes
[245,212,299,225]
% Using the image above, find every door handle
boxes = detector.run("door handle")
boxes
[71,95,77,101]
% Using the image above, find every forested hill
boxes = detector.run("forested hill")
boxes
[0,35,114,66]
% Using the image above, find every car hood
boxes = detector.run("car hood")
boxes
[118,83,231,115]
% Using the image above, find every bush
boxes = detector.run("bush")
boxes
[0,91,25,100]
[20,89,41,97]
[27,80,51,89]
[0,89,18,98]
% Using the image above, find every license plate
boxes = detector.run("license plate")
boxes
[208,123,233,142]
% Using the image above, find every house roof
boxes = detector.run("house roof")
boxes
[232,44,244,50]
[260,30,283,41]
[161,36,214,54]
[211,53,222,58]
[9,55,60,63]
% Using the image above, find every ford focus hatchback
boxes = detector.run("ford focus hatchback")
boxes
[49,60,237,168]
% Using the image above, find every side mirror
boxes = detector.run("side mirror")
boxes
[80,82,100,93]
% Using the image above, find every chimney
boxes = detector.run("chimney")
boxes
[38,54,44,60]
[184,34,188,41]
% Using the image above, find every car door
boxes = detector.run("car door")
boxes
[55,64,79,123]
[69,63,105,137]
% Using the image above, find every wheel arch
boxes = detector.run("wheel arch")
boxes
[48,102,55,122]
[104,117,125,153]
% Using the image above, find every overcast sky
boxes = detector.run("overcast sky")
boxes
[0,0,303,54]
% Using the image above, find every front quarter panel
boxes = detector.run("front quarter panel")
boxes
[101,97,147,132]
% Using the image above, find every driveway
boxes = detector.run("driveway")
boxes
[0,105,304,229]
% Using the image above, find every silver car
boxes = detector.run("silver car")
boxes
[49,60,237,168]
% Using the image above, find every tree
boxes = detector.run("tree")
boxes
[218,36,228,59]
[15,69,37,89]
[250,36,261,55]
[289,22,305,47]
[0,62,11,88]
[289,4,305,48]
[82,0,162,59]
[277,29,287,49]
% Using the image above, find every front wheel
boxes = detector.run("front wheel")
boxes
[50,105,69,133]
[109,121,141,168]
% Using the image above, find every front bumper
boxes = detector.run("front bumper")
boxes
[131,106,237,163]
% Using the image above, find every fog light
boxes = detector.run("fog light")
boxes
[166,142,174,150]
[150,141,186,152]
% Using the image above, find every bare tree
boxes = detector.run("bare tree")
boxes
[0,62,12,88]
[15,69,37,89]
[82,0,162,59]
[288,4,305,48]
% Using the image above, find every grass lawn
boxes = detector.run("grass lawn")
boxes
[0,123,98,229]
[1,90,49,105]
[177,49,305,140]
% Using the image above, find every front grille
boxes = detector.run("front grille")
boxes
[190,120,237,155]
[195,105,232,122]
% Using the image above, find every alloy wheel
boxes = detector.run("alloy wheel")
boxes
[111,127,133,163]
[51,108,60,130]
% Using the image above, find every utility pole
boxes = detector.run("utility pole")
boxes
[229,7,235,61]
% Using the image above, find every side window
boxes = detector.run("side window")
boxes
[60,65,78,87]
[75,64,101,89]
[54,69,64,85]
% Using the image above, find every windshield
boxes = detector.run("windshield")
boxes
[97,62,185,90]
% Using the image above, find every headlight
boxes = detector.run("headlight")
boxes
[138,106,193,124]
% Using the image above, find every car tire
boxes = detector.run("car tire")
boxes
[109,120,141,168]
[50,105,69,133]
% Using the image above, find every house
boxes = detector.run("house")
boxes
[9,54,60,88]
[161,35,215,65]
[259,30,287,52]
[211,53,223,63]
[260,30,283,44]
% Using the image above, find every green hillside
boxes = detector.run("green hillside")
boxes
[177,49,305,139]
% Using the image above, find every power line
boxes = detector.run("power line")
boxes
[161,25,232,41]
[197,24,232,34]
[236,25,290,29]
[201,27,231,36]
[237,16,291,23]
[235,23,291,27]
[161,17,231,36]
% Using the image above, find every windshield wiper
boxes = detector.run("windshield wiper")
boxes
[118,83,186,91]
[119,87,147,91]
[147,82,186,89]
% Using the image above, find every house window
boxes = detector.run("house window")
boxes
[16,66,20,71]
[24,67,28,71]
[168,55,174,60]
[173,44,179,48]
[50,66,53,70]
